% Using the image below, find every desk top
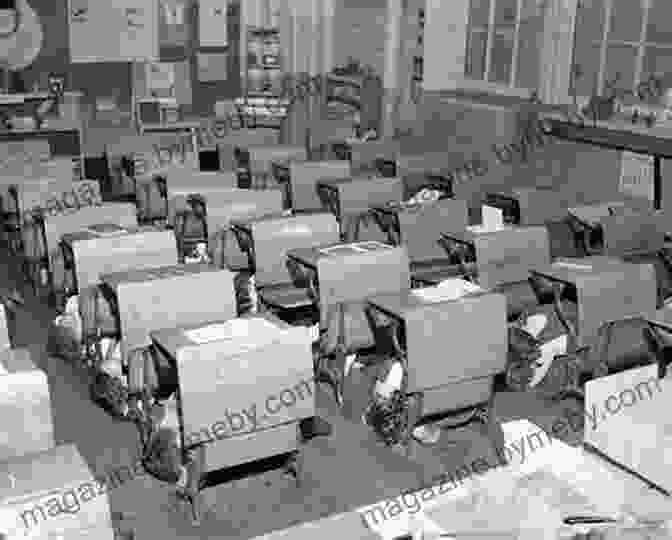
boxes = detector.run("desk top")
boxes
[646,307,672,332]
[287,241,395,270]
[317,175,397,188]
[150,312,294,357]
[229,210,296,230]
[140,121,203,132]
[568,201,627,227]
[367,280,487,317]
[441,226,515,245]
[373,200,433,215]
[488,186,558,199]
[61,225,160,245]
[531,256,635,284]
[100,262,217,289]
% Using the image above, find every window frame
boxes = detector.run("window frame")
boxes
[579,0,672,98]
[464,0,530,90]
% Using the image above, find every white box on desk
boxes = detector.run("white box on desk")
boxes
[0,444,115,540]
[0,348,54,462]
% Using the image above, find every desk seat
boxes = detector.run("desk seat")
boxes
[494,280,539,321]
[259,285,315,311]
[545,219,584,259]
[409,259,464,286]
[625,250,672,307]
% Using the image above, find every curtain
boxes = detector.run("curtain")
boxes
[538,0,578,104]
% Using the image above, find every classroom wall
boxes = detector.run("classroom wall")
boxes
[413,93,640,219]
[16,0,241,122]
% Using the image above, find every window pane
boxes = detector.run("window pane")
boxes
[515,1,542,90]
[465,29,487,79]
[572,44,601,96]
[488,29,513,84]
[604,44,637,93]
[468,0,491,28]
[647,0,672,45]
[494,0,517,27]
[642,46,672,79]
[574,0,604,38]
[572,1,604,96]
[609,0,643,43]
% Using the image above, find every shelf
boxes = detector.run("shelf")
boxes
[246,91,283,97]
[327,74,364,87]
[0,92,83,105]
[326,96,361,109]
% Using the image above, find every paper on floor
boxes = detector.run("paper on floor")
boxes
[529,334,568,388]
[522,313,548,339]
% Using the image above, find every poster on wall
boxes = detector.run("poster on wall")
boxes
[199,0,228,47]
[159,0,189,47]
[619,151,654,204]
[70,0,89,22]
[197,52,228,82]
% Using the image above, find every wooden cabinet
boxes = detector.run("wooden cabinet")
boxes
[68,0,159,63]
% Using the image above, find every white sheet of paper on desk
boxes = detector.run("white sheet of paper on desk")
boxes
[319,244,365,256]
[413,279,482,303]
[86,224,127,237]
[482,204,504,230]
[553,260,594,271]
[185,318,279,345]
[467,223,507,234]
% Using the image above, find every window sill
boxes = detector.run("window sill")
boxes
[423,77,532,99]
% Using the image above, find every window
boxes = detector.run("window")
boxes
[572,0,672,98]
[464,0,544,89]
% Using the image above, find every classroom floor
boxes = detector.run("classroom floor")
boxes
[0,245,585,540]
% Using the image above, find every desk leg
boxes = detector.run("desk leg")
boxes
[184,445,205,525]
[655,155,662,211]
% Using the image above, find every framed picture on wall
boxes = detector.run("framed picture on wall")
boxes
[159,0,189,48]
